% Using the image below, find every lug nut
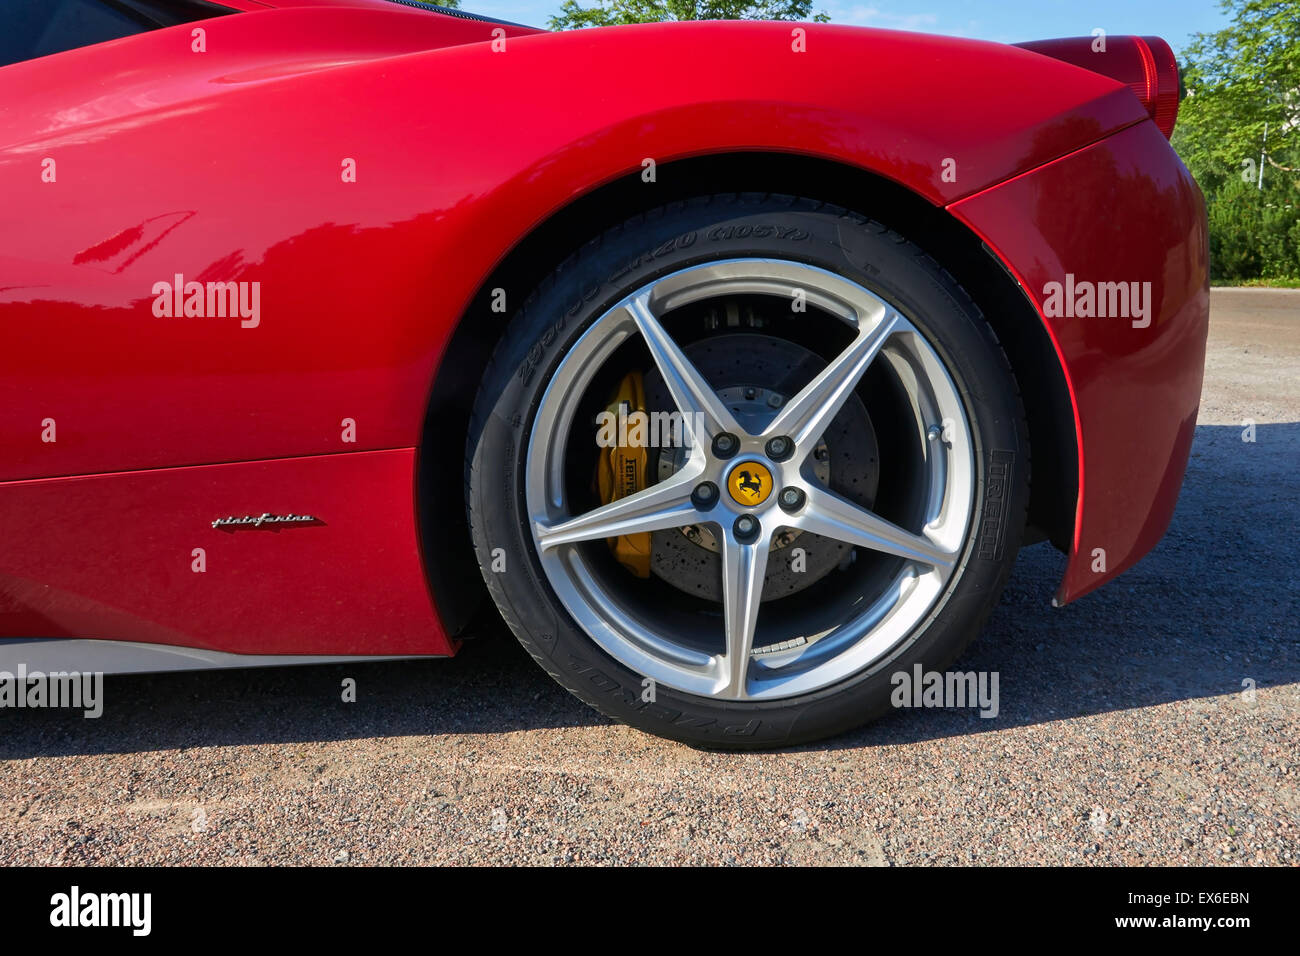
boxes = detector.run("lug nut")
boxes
[765,436,793,461]
[712,433,740,459]
[733,514,760,543]
[778,487,806,513]
[692,482,719,509]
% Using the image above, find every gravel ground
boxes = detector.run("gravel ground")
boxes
[1,289,1296,866]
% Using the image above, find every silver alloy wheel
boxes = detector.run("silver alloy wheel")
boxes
[526,259,975,701]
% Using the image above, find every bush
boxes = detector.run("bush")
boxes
[1207,176,1300,281]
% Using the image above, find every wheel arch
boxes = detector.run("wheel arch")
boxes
[419,152,1078,634]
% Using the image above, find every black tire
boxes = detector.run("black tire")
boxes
[466,194,1029,749]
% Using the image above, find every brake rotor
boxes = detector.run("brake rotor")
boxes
[644,333,881,602]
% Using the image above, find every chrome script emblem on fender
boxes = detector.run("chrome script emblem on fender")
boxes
[212,513,319,531]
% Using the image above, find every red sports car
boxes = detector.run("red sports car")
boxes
[0,0,1208,747]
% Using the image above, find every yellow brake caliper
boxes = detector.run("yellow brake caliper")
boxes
[596,370,652,578]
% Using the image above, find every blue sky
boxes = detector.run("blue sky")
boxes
[466,0,1232,54]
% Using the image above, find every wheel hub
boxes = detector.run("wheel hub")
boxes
[643,332,880,602]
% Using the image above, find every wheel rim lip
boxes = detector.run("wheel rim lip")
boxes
[524,258,976,702]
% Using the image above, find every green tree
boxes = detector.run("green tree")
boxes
[1208,176,1300,278]
[1173,0,1299,197]
[1172,0,1300,280]
[549,0,828,31]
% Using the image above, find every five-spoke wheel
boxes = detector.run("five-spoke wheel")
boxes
[527,259,973,701]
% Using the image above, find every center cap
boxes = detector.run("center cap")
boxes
[727,461,774,506]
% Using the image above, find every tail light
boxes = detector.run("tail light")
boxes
[1014,36,1181,138]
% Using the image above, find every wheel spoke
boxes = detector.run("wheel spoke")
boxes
[718,534,770,699]
[762,310,899,450]
[795,486,957,570]
[625,292,743,444]
[536,472,700,550]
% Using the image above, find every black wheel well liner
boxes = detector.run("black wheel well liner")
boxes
[418,152,1077,635]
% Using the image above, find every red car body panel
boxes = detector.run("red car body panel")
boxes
[0,2,1207,655]
[0,450,451,654]
[950,121,1210,604]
